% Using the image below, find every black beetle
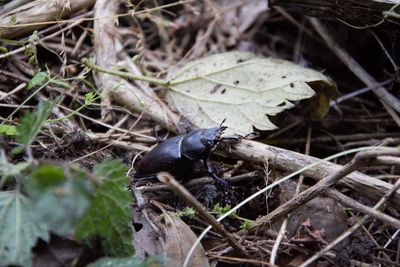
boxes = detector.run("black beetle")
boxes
[134,123,234,186]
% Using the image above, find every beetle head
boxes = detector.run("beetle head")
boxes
[181,122,229,161]
[200,125,227,152]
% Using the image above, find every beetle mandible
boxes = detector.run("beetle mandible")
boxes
[134,122,234,187]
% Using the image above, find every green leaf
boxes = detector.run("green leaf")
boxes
[25,164,92,235]
[0,46,8,53]
[240,220,253,231]
[11,146,25,155]
[176,207,197,219]
[88,257,161,267]
[213,204,237,219]
[49,78,69,88]
[0,191,49,267]
[28,72,48,89]
[166,51,337,134]
[16,100,53,148]
[26,164,64,189]
[84,92,95,104]
[0,124,17,135]
[0,152,31,178]
[75,159,133,256]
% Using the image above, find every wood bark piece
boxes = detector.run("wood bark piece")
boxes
[93,0,182,133]
[0,0,31,15]
[0,0,95,38]
[326,189,400,228]
[270,0,400,27]
[247,149,393,233]
[225,140,400,208]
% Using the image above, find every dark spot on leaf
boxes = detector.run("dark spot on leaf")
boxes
[221,88,226,94]
[290,83,294,88]
[133,222,143,232]
[237,58,245,63]
[186,90,191,93]
[234,80,240,85]
[278,102,286,107]
[210,84,222,94]
[282,75,286,78]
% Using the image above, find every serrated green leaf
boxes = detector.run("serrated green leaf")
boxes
[0,191,49,267]
[0,124,17,135]
[166,51,337,134]
[16,100,53,148]
[25,164,92,235]
[28,72,48,89]
[75,159,133,256]
[93,159,127,181]
[88,257,161,267]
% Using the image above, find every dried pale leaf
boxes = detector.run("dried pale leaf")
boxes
[166,51,336,134]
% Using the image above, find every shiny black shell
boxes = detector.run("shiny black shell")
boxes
[134,127,222,180]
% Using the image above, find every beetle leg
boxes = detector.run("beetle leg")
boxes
[154,130,165,143]
[203,159,229,187]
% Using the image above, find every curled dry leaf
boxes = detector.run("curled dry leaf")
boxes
[166,51,336,134]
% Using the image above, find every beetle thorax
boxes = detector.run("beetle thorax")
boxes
[180,127,222,160]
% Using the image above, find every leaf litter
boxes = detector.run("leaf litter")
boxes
[0,0,399,266]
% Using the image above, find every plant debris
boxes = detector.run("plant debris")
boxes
[0,0,399,266]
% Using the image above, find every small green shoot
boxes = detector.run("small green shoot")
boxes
[24,31,39,65]
[0,124,17,135]
[240,220,253,231]
[9,16,17,25]
[13,100,53,155]
[213,203,237,219]
[176,207,197,219]
[85,92,95,104]
[344,207,354,212]
[212,203,254,230]
[47,91,100,123]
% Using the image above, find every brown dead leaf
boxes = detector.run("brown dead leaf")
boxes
[132,196,210,267]
[275,180,348,242]
[162,210,210,267]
